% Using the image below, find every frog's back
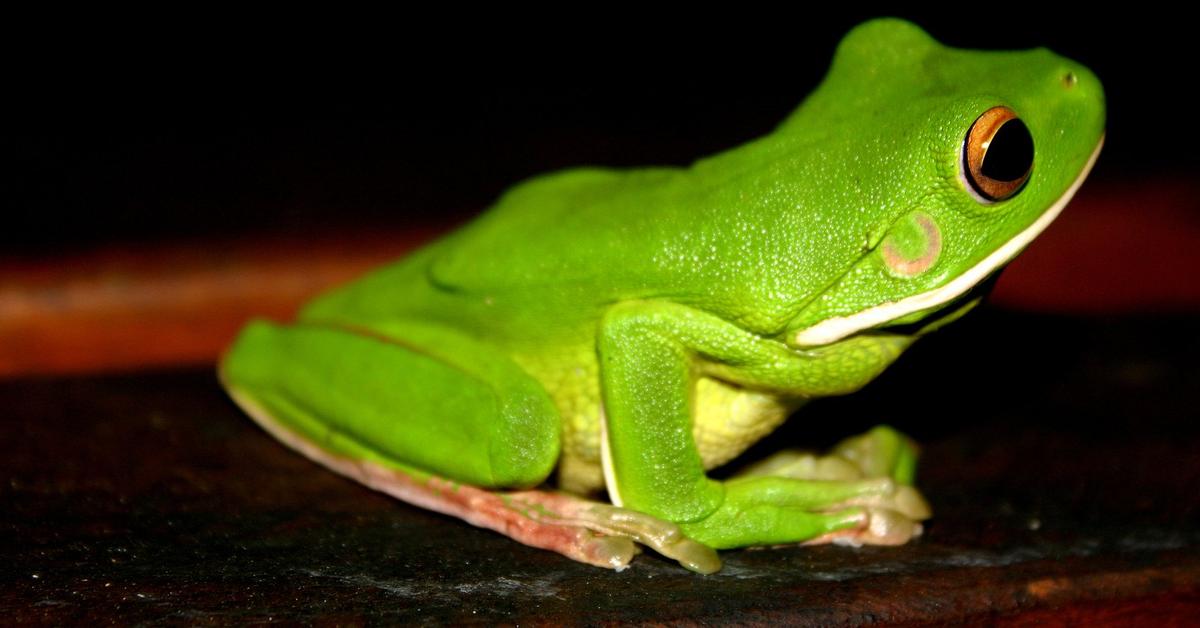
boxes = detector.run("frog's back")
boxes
[302,166,698,338]
[428,166,689,295]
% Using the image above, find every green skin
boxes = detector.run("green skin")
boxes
[221,19,1105,573]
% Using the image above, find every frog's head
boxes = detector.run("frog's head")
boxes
[782,19,1105,348]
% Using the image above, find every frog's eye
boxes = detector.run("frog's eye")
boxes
[962,106,1034,202]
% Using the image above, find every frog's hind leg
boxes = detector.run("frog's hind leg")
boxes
[231,384,717,572]
[220,320,718,572]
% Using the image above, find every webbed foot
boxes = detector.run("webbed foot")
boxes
[730,424,930,547]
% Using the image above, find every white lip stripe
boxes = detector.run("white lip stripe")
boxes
[792,136,1104,348]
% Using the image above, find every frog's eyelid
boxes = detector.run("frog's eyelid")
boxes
[791,135,1103,348]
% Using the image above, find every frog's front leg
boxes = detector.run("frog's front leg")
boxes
[598,301,930,550]
[220,320,717,572]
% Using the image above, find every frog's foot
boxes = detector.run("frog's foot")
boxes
[831,424,921,485]
[724,425,930,548]
[805,507,923,548]
[349,463,721,574]
[679,474,928,550]
[795,474,929,547]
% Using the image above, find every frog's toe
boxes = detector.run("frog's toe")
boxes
[559,499,722,574]
[733,449,864,481]
[831,424,920,485]
[732,425,922,486]
[831,478,931,520]
[892,484,932,520]
[807,507,924,548]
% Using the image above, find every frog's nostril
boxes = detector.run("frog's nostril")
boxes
[1062,72,1078,88]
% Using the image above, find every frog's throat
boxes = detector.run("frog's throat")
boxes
[791,135,1104,348]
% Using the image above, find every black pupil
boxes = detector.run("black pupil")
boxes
[981,118,1034,182]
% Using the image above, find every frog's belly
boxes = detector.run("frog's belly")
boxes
[690,377,799,471]
[519,347,796,495]
[510,347,605,493]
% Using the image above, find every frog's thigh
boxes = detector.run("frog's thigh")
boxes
[220,319,560,488]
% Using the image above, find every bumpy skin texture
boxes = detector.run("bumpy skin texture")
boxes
[221,19,1105,571]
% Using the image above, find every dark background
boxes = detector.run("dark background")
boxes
[10,11,1193,254]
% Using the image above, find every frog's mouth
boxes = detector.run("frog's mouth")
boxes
[789,135,1103,348]
[873,269,1001,337]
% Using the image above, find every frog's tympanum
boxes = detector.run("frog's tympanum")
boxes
[221,19,1105,573]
